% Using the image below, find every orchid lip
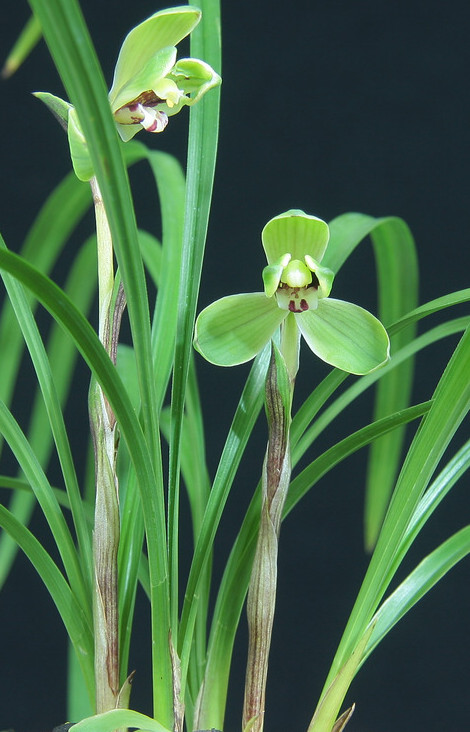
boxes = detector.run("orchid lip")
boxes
[140,107,168,132]
[114,99,169,133]
[276,283,319,312]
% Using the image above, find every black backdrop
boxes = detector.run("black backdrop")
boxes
[1,1,470,731]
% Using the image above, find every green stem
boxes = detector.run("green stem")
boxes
[89,176,121,714]
[89,379,120,712]
[242,325,296,732]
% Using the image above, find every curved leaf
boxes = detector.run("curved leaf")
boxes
[2,13,41,77]
[0,234,96,591]
[0,240,171,718]
[0,399,89,617]
[0,505,94,700]
[0,236,92,595]
[325,213,419,550]
[365,525,470,663]
[322,323,470,696]
[167,0,221,654]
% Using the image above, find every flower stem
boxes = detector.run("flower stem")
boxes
[242,329,296,732]
[89,177,124,714]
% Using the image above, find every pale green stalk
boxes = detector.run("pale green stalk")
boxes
[242,320,296,732]
[88,177,125,714]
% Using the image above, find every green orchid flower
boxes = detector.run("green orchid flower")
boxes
[194,210,390,376]
[108,6,220,142]
[36,6,221,180]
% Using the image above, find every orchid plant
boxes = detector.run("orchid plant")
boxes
[1,2,470,732]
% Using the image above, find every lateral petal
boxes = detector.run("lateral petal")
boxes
[296,298,390,375]
[194,293,286,366]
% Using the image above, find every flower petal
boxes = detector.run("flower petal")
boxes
[304,256,335,298]
[262,210,330,266]
[194,293,286,366]
[168,58,221,108]
[262,254,291,297]
[110,46,177,112]
[115,121,142,142]
[109,6,201,107]
[296,298,390,374]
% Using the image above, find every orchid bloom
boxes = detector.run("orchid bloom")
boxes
[37,6,220,180]
[194,210,390,376]
[108,6,220,142]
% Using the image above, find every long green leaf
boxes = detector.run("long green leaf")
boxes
[140,142,214,705]
[2,13,42,77]
[286,401,431,515]
[365,525,470,662]
[177,360,212,705]
[168,0,221,644]
[196,401,429,730]
[0,241,171,721]
[392,288,470,333]
[0,476,77,511]
[0,237,92,598]
[367,219,419,549]
[0,234,96,590]
[0,172,90,451]
[322,322,470,695]
[0,399,90,616]
[402,439,470,552]
[0,504,94,701]
[146,151,186,411]
[179,346,269,713]
[292,316,468,473]
[317,214,420,550]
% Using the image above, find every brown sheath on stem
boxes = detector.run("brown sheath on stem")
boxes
[242,345,292,732]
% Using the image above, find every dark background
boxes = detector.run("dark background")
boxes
[1,1,470,731]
